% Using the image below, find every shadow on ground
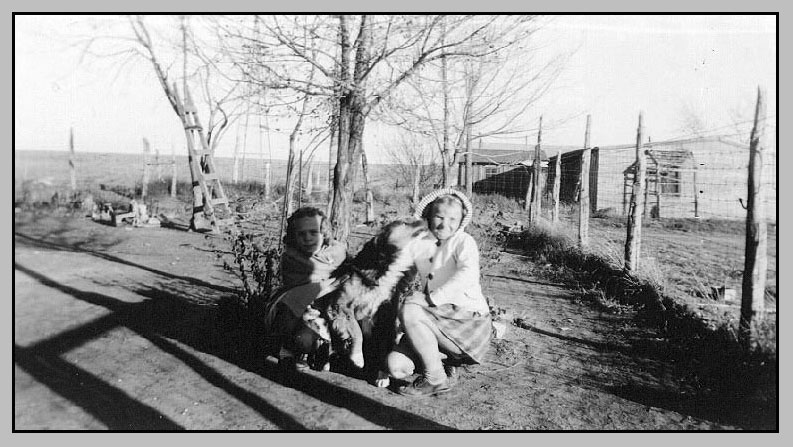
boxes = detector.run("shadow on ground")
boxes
[14,237,451,430]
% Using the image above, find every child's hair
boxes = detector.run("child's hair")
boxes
[284,206,332,249]
[421,194,467,222]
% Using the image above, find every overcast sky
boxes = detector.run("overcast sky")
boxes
[14,14,776,163]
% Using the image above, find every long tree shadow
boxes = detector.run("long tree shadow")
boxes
[15,262,452,430]
[15,232,236,294]
[15,263,307,430]
[14,344,184,431]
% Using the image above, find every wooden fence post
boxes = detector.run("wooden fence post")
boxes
[579,115,592,247]
[155,149,162,181]
[306,161,315,196]
[523,135,532,211]
[529,116,543,222]
[297,148,304,207]
[412,163,422,205]
[740,87,768,348]
[142,138,151,199]
[552,146,561,223]
[232,121,242,185]
[170,146,177,198]
[625,112,646,272]
[264,162,271,201]
[69,127,76,193]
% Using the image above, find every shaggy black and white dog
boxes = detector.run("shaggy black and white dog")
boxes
[307,217,433,386]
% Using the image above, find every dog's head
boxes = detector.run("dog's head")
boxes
[357,217,431,269]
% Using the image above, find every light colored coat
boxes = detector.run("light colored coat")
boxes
[414,231,490,315]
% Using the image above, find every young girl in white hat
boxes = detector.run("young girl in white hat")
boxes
[386,188,492,397]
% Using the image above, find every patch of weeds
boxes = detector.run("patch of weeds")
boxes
[579,288,633,315]
[213,230,282,362]
[506,221,665,316]
[506,220,777,422]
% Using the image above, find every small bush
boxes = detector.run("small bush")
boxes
[471,192,523,214]
[222,231,282,316]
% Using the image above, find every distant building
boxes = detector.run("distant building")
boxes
[547,136,777,220]
[456,142,576,199]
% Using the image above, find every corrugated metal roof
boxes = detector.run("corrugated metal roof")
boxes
[550,135,749,161]
[460,143,576,165]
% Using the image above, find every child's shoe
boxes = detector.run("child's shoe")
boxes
[278,348,310,373]
[397,374,451,397]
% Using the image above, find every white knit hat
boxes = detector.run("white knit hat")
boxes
[413,187,473,233]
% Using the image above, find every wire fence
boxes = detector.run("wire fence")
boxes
[449,122,777,336]
[14,120,777,330]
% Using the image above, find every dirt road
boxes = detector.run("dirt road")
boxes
[14,211,768,430]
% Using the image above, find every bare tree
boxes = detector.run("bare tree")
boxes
[377,16,564,187]
[75,15,246,229]
[383,130,442,199]
[216,15,535,240]
[677,100,708,138]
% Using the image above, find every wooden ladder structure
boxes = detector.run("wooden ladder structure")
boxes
[175,84,233,233]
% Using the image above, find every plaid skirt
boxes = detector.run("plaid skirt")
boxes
[420,303,492,364]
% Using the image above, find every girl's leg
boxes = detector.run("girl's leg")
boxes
[386,343,418,379]
[399,303,463,384]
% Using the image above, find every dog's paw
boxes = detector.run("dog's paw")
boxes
[350,352,365,369]
[374,370,390,388]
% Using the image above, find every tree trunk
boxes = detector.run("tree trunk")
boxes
[329,15,369,242]
[279,139,297,250]
[330,92,366,241]
[465,126,473,197]
[305,160,314,197]
[232,119,242,184]
[326,112,338,216]
[740,87,768,348]
[441,45,450,187]
[297,148,304,208]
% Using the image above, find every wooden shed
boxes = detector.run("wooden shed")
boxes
[456,142,575,199]
[548,136,777,220]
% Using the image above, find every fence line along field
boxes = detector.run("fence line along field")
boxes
[14,149,401,208]
[14,143,778,316]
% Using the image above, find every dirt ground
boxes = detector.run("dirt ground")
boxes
[13,210,774,430]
